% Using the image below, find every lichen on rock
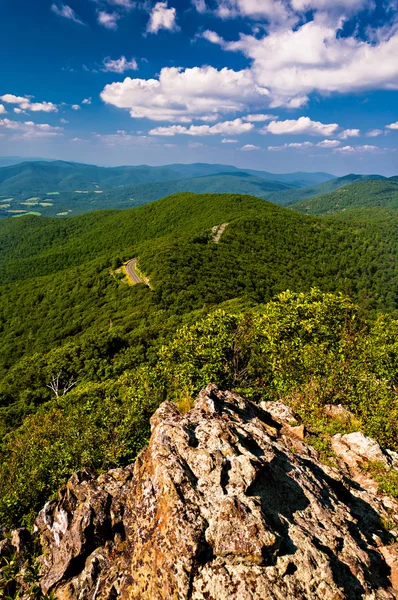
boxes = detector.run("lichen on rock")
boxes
[8,384,398,599]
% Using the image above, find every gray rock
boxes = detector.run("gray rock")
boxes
[34,385,398,599]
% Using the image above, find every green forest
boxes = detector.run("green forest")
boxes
[1,190,398,529]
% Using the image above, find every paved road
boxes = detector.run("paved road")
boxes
[125,258,143,285]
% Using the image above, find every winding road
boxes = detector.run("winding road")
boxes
[125,258,143,285]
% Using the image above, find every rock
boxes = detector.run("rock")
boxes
[0,537,13,557]
[260,400,300,425]
[332,432,391,471]
[380,545,398,591]
[33,385,398,599]
[324,404,355,423]
[11,528,31,554]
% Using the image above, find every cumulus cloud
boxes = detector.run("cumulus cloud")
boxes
[60,118,69,124]
[387,121,398,130]
[268,141,316,150]
[206,18,398,108]
[100,66,269,121]
[149,118,253,136]
[0,105,6,114]
[97,11,120,29]
[147,2,179,34]
[0,94,58,113]
[195,0,374,22]
[366,129,384,137]
[317,139,341,148]
[244,113,276,122]
[82,98,92,105]
[0,94,27,104]
[0,119,63,138]
[71,104,81,110]
[240,144,261,151]
[103,56,138,73]
[339,128,360,139]
[222,138,238,143]
[201,30,225,44]
[262,116,339,137]
[51,3,84,24]
[334,144,382,154]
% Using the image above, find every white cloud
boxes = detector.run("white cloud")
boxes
[104,0,135,7]
[82,98,92,105]
[60,118,69,124]
[240,144,260,151]
[287,141,314,148]
[209,19,398,108]
[262,116,339,137]
[100,66,269,121]
[0,94,58,113]
[317,139,341,148]
[387,121,398,130]
[14,108,25,114]
[339,128,360,139]
[0,119,63,138]
[222,138,238,143]
[149,118,253,136]
[29,102,58,113]
[244,113,276,122]
[201,30,225,44]
[334,144,381,154]
[51,3,84,24]
[147,2,179,34]
[268,141,315,150]
[196,0,293,23]
[103,56,138,73]
[97,11,120,29]
[196,0,374,22]
[188,142,205,148]
[366,129,384,137]
[0,105,6,114]
[71,104,81,110]
[0,94,27,104]
[94,130,154,147]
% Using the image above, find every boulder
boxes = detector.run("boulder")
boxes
[324,404,355,423]
[34,385,398,599]
[332,431,392,471]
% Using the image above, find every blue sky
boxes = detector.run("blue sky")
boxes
[0,0,397,174]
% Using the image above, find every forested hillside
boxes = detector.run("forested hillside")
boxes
[1,191,398,528]
[266,173,387,206]
[292,179,398,215]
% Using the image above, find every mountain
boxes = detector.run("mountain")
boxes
[2,191,398,533]
[0,156,51,168]
[265,173,387,206]
[292,179,398,216]
[0,160,336,218]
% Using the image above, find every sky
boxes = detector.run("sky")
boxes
[0,0,397,175]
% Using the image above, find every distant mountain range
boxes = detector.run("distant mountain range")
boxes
[0,158,396,220]
[0,159,335,218]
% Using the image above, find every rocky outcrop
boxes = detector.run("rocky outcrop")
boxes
[10,385,398,599]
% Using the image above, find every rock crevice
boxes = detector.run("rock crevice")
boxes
[7,384,398,599]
